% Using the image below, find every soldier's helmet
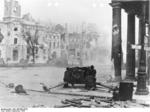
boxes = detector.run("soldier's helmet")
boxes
[66,67,69,70]
[91,65,94,69]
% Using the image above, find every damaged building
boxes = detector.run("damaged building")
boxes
[0,0,62,64]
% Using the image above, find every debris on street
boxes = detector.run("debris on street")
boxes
[32,104,45,108]
[54,96,150,108]
[0,80,15,88]
[7,83,15,88]
[15,85,28,95]
[0,67,150,108]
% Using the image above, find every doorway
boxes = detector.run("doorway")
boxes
[13,49,18,61]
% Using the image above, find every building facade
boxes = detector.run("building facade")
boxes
[67,32,91,66]
[0,0,61,64]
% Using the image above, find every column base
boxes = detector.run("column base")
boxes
[135,88,149,95]
[124,76,137,82]
[112,76,122,82]
[147,80,150,85]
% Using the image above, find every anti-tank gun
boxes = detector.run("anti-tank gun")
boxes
[63,65,96,90]
[63,66,134,101]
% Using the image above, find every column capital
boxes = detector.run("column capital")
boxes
[126,9,137,15]
[136,2,147,23]
[110,2,122,8]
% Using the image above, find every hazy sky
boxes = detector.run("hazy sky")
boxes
[0,0,112,29]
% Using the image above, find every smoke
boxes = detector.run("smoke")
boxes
[85,38,111,70]
[90,39,96,48]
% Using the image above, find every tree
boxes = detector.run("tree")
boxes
[22,25,39,63]
[54,24,65,34]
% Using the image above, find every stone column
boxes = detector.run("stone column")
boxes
[138,19,142,69]
[135,18,149,95]
[148,0,150,85]
[110,2,122,81]
[125,12,136,81]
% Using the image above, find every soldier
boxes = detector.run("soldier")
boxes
[85,65,96,90]
[90,65,96,77]
[90,65,96,89]
[63,67,70,88]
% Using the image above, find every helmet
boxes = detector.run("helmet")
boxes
[91,65,94,69]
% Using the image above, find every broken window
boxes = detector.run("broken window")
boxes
[0,50,1,58]
[14,38,18,44]
[8,31,10,36]
[53,42,55,48]
[14,27,18,31]
[0,29,4,43]
[49,42,51,48]
[13,49,18,61]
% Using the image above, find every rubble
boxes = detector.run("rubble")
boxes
[15,85,27,95]
[40,83,49,92]
[32,104,45,108]
[7,83,15,88]
[0,80,15,88]
[54,96,150,108]
[52,81,149,108]
[0,67,149,108]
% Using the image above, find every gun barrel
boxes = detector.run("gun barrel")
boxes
[96,82,114,90]
[49,82,66,90]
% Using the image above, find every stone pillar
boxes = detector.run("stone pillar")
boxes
[135,2,149,95]
[111,2,122,81]
[148,0,150,85]
[125,13,136,81]
[138,19,143,69]
[135,17,149,95]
